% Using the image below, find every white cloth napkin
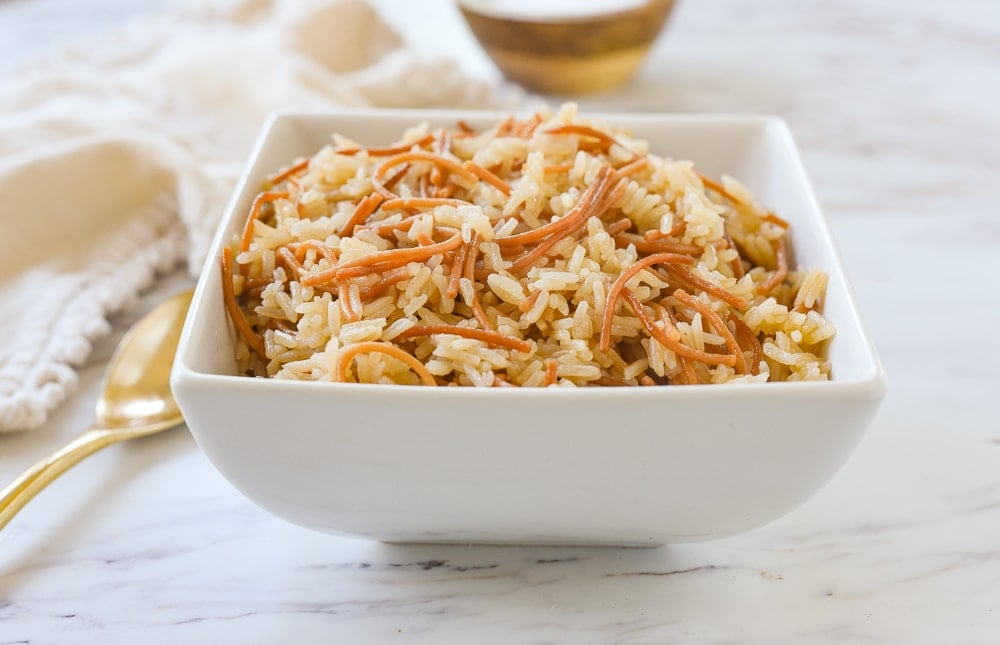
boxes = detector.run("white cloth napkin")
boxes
[0,0,500,432]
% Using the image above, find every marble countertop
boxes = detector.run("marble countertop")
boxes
[2,1,998,643]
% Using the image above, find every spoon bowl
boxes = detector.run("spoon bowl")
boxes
[0,289,193,531]
[95,290,189,431]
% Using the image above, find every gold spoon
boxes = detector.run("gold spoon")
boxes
[0,289,193,531]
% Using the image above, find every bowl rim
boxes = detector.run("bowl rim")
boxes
[172,107,887,399]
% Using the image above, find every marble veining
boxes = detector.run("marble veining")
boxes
[2,0,999,643]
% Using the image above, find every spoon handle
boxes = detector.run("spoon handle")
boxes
[0,427,133,531]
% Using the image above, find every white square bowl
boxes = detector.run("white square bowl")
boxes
[171,108,886,546]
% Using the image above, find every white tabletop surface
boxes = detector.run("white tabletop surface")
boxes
[2,1,998,643]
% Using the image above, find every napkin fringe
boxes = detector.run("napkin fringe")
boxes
[0,198,186,432]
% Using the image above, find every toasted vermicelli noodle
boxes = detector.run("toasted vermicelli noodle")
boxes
[224,104,835,386]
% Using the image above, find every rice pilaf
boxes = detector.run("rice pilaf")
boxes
[223,104,834,386]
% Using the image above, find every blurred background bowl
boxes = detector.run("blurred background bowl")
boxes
[458,0,678,94]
